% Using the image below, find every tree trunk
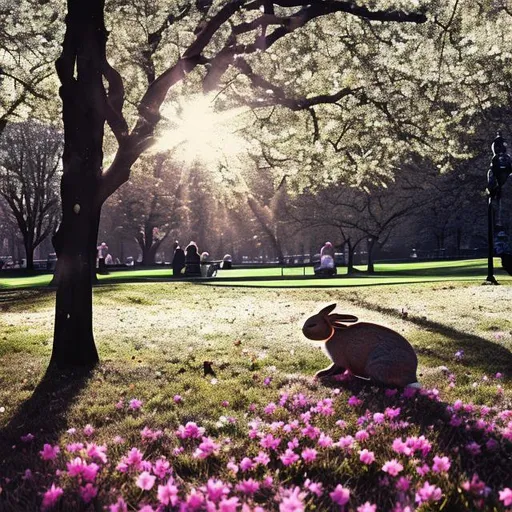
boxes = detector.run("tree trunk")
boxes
[23,236,34,270]
[367,238,377,274]
[50,0,108,368]
[346,240,355,274]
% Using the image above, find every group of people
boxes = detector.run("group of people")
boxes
[171,241,232,277]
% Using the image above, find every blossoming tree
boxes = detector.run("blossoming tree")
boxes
[50,0,426,367]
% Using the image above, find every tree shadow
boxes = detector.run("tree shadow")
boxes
[0,365,93,478]
[349,299,512,376]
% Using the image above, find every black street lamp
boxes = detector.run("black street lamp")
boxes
[485,131,512,284]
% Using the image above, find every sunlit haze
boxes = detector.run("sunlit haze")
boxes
[154,93,249,168]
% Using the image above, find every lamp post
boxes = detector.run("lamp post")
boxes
[485,131,512,284]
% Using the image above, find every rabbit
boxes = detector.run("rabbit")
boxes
[303,303,420,388]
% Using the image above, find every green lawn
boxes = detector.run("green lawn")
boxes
[0,278,511,510]
[1,258,510,290]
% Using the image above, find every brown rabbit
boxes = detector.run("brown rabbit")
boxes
[303,303,419,387]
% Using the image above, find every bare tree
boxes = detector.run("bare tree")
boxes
[0,122,61,269]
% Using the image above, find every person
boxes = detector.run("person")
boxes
[320,241,335,268]
[105,253,113,265]
[221,254,232,270]
[97,242,109,273]
[184,241,201,276]
[315,241,336,276]
[171,241,185,276]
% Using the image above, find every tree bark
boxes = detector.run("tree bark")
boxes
[50,0,108,367]
[23,236,34,270]
[367,237,377,274]
[346,240,355,274]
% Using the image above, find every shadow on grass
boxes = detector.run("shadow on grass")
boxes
[319,377,512,510]
[0,366,93,480]
[0,288,55,310]
[350,299,512,376]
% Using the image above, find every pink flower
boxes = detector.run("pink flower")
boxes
[355,430,369,442]
[330,484,350,506]
[83,424,95,436]
[465,442,481,455]
[264,402,277,415]
[280,487,305,512]
[153,457,170,478]
[136,471,156,490]
[173,394,183,403]
[318,433,333,448]
[41,484,64,510]
[359,449,375,465]
[373,413,385,424]
[260,433,281,450]
[21,433,34,443]
[193,436,219,459]
[185,488,205,510]
[301,448,317,462]
[305,479,323,497]
[115,399,124,409]
[157,477,179,506]
[348,396,362,407]
[138,507,154,512]
[108,497,128,512]
[40,444,60,461]
[462,474,491,497]
[253,451,270,466]
[219,497,239,512]
[382,459,403,477]
[357,502,376,512]
[416,463,430,476]
[432,455,450,473]
[79,483,97,503]
[239,457,254,471]
[176,421,205,439]
[236,478,260,495]
[66,457,99,482]
[314,398,334,416]
[415,481,442,504]
[338,435,355,451]
[86,443,108,464]
[336,420,347,429]
[205,478,230,502]
[301,425,321,439]
[396,477,411,492]
[499,488,512,507]
[280,449,299,466]
[129,398,143,410]
[392,438,411,455]
[227,460,239,474]
[117,447,144,472]
[385,407,401,419]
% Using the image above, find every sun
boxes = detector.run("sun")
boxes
[154,93,249,167]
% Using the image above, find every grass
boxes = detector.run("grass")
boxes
[0,276,511,510]
[1,258,510,290]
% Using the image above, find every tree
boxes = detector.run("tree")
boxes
[0,122,61,269]
[105,153,186,265]
[0,0,61,136]
[49,0,426,367]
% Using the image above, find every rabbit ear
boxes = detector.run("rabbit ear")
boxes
[329,313,358,323]
[319,303,337,316]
